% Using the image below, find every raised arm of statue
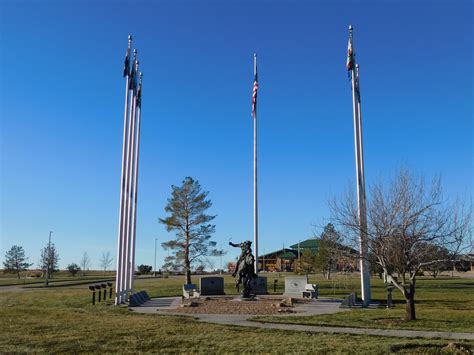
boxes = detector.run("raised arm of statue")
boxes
[229,242,240,248]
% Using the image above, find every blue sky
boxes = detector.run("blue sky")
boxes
[1,0,472,270]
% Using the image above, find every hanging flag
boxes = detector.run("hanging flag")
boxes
[251,72,258,118]
[346,36,354,71]
[129,60,137,91]
[137,74,143,108]
[123,47,130,77]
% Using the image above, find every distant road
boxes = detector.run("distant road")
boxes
[0,278,115,292]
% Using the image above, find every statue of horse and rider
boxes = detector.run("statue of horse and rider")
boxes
[229,240,256,298]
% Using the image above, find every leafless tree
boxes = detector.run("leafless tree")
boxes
[330,168,471,321]
[80,252,91,276]
[205,258,216,273]
[100,251,113,275]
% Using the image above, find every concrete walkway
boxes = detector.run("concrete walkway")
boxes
[198,316,474,341]
[130,296,474,341]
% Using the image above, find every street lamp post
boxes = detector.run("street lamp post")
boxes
[219,243,222,275]
[153,238,158,277]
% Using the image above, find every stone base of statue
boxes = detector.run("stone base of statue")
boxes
[234,294,257,301]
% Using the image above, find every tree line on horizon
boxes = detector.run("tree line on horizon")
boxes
[2,246,116,279]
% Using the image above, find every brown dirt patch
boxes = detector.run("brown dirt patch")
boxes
[374,318,406,325]
[162,297,308,315]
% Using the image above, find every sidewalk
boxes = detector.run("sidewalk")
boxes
[197,315,474,341]
[130,297,474,341]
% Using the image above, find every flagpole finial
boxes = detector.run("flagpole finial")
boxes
[253,53,257,76]
[349,24,353,31]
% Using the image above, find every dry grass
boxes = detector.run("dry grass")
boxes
[1,274,473,353]
[254,276,474,333]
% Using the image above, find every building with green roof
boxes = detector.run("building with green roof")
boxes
[257,237,357,272]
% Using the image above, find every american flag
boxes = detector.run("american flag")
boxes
[346,36,353,71]
[251,73,258,118]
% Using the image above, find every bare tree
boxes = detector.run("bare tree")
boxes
[205,258,216,273]
[40,242,59,281]
[80,252,91,276]
[330,168,471,321]
[226,261,236,274]
[422,244,450,278]
[100,251,113,275]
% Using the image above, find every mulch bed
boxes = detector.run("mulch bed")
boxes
[162,296,307,315]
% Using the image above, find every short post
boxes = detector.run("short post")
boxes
[89,286,96,305]
[386,286,394,309]
[101,284,107,301]
[95,285,102,302]
[273,279,278,292]
[107,282,113,299]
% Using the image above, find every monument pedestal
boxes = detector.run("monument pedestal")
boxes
[250,276,268,294]
[283,275,308,298]
[199,276,225,296]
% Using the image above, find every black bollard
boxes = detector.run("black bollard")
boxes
[89,286,96,305]
[386,286,394,309]
[107,283,113,299]
[273,279,278,292]
[101,284,107,300]
[95,285,102,302]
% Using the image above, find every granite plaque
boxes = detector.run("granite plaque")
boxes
[250,276,268,294]
[200,276,225,295]
[283,275,308,298]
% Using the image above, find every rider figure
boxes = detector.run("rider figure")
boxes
[229,240,252,277]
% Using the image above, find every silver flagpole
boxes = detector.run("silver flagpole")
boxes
[115,35,132,305]
[253,53,258,274]
[129,72,143,293]
[123,53,138,300]
[349,25,371,306]
[355,63,371,305]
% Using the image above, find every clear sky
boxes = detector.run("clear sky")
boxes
[1,0,472,270]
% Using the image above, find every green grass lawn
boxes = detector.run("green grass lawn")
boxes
[252,276,474,333]
[1,273,473,353]
[136,274,474,333]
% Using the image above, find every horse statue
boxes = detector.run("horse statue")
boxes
[229,240,256,298]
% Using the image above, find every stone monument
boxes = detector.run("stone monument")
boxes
[200,276,225,296]
[283,275,308,298]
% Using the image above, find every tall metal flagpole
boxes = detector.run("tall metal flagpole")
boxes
[115,35,132,305]
[123,52,138,298]
[348,25,371,306]
[129,72,143,293]
[253,53,259,274]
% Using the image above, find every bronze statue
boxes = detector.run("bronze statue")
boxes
[229,240,256,298]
